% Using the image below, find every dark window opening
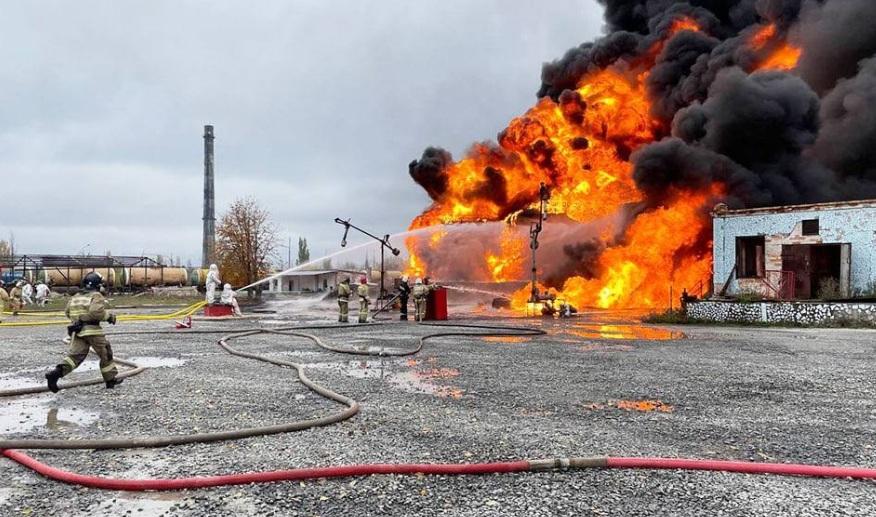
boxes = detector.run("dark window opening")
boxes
[736,236,765,278]
[802,219,819,236]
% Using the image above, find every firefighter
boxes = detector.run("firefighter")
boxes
[21,280,34,306]
[9,281,23,314]
[35,281,50,306]
[397,275,411,321]
[357,276,370,323]
[337,277,351,323]
[205,264,221,304]
[44,272,121,393]
[412,278,430,322]
[0,280,9,312]
[220,283,242,316]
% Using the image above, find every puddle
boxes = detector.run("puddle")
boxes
[390,370,464,399]
[584,399,674,413]
[309,357,465,398]
[0,398,100,434]
[127,356,187,368]
[0,367,52,390]
[567,324,684,341]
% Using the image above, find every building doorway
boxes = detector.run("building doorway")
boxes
[781,243,850,299]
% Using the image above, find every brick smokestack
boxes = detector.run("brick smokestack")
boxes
[202,124,215,267]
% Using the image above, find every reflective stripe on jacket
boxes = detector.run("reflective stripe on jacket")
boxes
[65,291,109,336]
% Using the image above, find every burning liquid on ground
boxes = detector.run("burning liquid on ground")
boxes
[403,18,805,312]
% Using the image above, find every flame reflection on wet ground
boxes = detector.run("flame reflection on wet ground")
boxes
[567,324,683,341]
[584,399,674,413]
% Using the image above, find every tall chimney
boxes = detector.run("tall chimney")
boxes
[202,125,215,267]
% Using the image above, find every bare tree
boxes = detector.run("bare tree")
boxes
[215,198,278,289]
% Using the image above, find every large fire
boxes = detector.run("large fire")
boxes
[405,20,802,310]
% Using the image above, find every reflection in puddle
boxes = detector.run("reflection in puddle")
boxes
[310,356,465,398]
[584,399,674,413]
[0,398,100,434]
[567,324,683,341]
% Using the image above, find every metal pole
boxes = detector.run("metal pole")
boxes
[288,236,292,269]
[380,234,388,307]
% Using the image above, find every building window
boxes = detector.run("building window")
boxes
[802,219,819,236]
[736,236,765,278]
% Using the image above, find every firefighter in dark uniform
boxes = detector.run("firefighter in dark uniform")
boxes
[397,275,411,321]
[45,272,121,393]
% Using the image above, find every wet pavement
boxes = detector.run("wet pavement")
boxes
[1,309,875,516]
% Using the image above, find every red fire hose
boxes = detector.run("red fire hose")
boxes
[3,450,876,491]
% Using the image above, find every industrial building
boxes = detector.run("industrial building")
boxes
[267,269,362,294]
[712,199,876,300]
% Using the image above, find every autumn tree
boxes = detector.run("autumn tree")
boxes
[215,198,278,289]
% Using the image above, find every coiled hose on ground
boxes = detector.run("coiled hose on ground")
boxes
[2,322,875,490]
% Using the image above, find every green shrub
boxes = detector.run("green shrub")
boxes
[816,277,842,300]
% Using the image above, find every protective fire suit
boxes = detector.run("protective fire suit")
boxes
[205,264,221,304]
[0,285,9,311]
[412,283,433,322]
[57,291,119,384]
[337,280,351,323]
[9,284,23,313]
[35,283,50,306]
[357,283,370,323]
[220,283,242,316]
[21,282,34,305]
[397,278,411,321]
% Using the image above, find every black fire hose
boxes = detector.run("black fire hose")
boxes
[0,323,544,450]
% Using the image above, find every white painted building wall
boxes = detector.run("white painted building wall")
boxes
[713,201,876,297]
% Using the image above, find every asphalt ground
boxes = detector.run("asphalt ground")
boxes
[1,310,875,516]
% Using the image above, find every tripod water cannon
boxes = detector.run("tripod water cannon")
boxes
[334,218,401,309]
[528,183,551,306]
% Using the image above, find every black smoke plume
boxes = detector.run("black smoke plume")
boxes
[408,0,876,286]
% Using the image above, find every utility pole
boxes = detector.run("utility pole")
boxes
[202,125,216,267]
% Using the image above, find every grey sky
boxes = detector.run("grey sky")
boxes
[1,1,602,265]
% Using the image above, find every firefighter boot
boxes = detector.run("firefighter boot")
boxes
[105,377,125,389]
[45,366,63,393]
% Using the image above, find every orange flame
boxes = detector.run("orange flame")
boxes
[486,226,526,282]
[404,17,751,309]
[668,17,702,36]
[749,23,802,71]
[756,43,802,71]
